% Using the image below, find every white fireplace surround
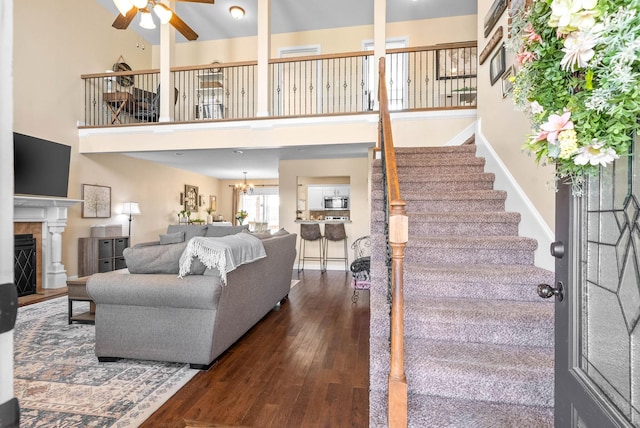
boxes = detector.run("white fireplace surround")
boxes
[14,196,82,289]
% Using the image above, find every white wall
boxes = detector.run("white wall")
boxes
[0,0,15,416]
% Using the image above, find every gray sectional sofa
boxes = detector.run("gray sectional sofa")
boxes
[86,224,297,369]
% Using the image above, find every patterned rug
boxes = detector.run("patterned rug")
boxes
[14,297,198,427]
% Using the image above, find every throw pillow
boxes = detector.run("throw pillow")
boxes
[241,229,272,240]
[123,242,188,274]
[167,224,208,241]
[160,231,185,245]
[205,224,249,237]
[272,228,290,236]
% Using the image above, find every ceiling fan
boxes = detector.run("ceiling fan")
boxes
[112,0,214,41]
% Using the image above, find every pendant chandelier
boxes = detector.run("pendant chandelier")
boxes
[235,172,254,195]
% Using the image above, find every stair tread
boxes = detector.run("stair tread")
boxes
[403,338,553,379]
[401,189,506,200]
[406,211,520,222]
[372,171,495,182]
[403,263,553,281]
[405,296,554,324]
[407,235,539,249]
[405,393,553,428]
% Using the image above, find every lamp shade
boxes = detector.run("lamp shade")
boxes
[153,2,173,24]
[122,202,141,216]
[131,0,148,8]
[139,9,156,29]
[113,0,135,16]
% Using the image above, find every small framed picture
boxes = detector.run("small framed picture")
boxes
[82,184,111,218]
[184,184,199,212]
[502,66,515,98]
[210,195,217,211]
[489,43,506,86]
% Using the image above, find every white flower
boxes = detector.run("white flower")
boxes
[574,141,620,166]
[549,0,598,33]
[530,101,544,114]
[560,30,598,70]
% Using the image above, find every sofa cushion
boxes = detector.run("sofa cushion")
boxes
[205,224,249,237]
[124,240,207,275]
[160,231,185,244]
[167,225,208,241]
[123,242,187,274]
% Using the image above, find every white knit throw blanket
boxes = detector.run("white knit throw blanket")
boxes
[178,234,267,284]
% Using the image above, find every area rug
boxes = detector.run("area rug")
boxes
[13,297,198,427]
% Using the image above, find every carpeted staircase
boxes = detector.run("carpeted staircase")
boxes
[369,143,555,427]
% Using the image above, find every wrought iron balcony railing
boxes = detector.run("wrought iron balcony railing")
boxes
[80,41,476,127]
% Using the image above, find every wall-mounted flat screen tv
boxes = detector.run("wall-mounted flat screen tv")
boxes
[14,132,71,198]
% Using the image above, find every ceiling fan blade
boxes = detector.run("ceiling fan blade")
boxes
[112,7,138,30]
[170,13,199,41]
[177,0,214,3]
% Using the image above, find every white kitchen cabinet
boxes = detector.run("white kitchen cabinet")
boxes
[321,185,350,197]
[308,186,325,210]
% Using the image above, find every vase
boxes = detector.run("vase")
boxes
[206,214,213,224]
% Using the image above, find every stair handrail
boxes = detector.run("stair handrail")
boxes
[378,56,408,427]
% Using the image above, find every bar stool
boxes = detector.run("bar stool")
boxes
[297,223,324,273]
[323,223,348,272]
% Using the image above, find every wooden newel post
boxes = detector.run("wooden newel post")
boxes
[388,201,408,428]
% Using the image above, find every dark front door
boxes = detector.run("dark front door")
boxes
[552,132,639,427]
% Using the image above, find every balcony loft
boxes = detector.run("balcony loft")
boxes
[78,42,477,155]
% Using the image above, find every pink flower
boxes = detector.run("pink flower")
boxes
[523,23,543,44]
[540,110,574,144]
[516,47,536,66]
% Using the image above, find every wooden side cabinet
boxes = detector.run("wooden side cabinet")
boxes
[78,236,129,277]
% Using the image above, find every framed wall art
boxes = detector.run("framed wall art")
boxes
[436,47,478,80]
[210,195,217,211]
[82,184,111,218]
[489,44,506,86]
[184,184,199,211]
[501,66,515,98]
[479,26,503,65]
[484,0,508,38]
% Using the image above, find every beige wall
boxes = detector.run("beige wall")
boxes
[151,14,478,67]
[476,0,555,230]
[13,0,221,278]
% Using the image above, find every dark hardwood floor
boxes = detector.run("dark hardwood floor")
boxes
[139,270,370,428]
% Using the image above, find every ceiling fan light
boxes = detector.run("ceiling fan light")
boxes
[153,2,173,24]
[131,0,148,8]
[229,6,245,20]
[139,10,156,29]
[113,0,134,16]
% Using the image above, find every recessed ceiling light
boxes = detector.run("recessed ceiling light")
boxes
[175,152,183,156]
[233,150,244,154]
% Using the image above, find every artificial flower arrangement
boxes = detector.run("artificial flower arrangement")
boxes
[235,210,248,224]
[509,0,640,192]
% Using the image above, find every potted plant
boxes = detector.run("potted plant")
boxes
[235,210,248,225]
[205,207,215,224]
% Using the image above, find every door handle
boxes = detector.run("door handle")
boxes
[537,282,564,302]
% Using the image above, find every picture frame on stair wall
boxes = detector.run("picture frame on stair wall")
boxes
[489,44,506,86]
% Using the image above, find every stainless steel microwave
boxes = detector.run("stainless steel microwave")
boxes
[324,196,349,209]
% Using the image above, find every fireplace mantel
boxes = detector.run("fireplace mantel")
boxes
[14,195,82,289]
